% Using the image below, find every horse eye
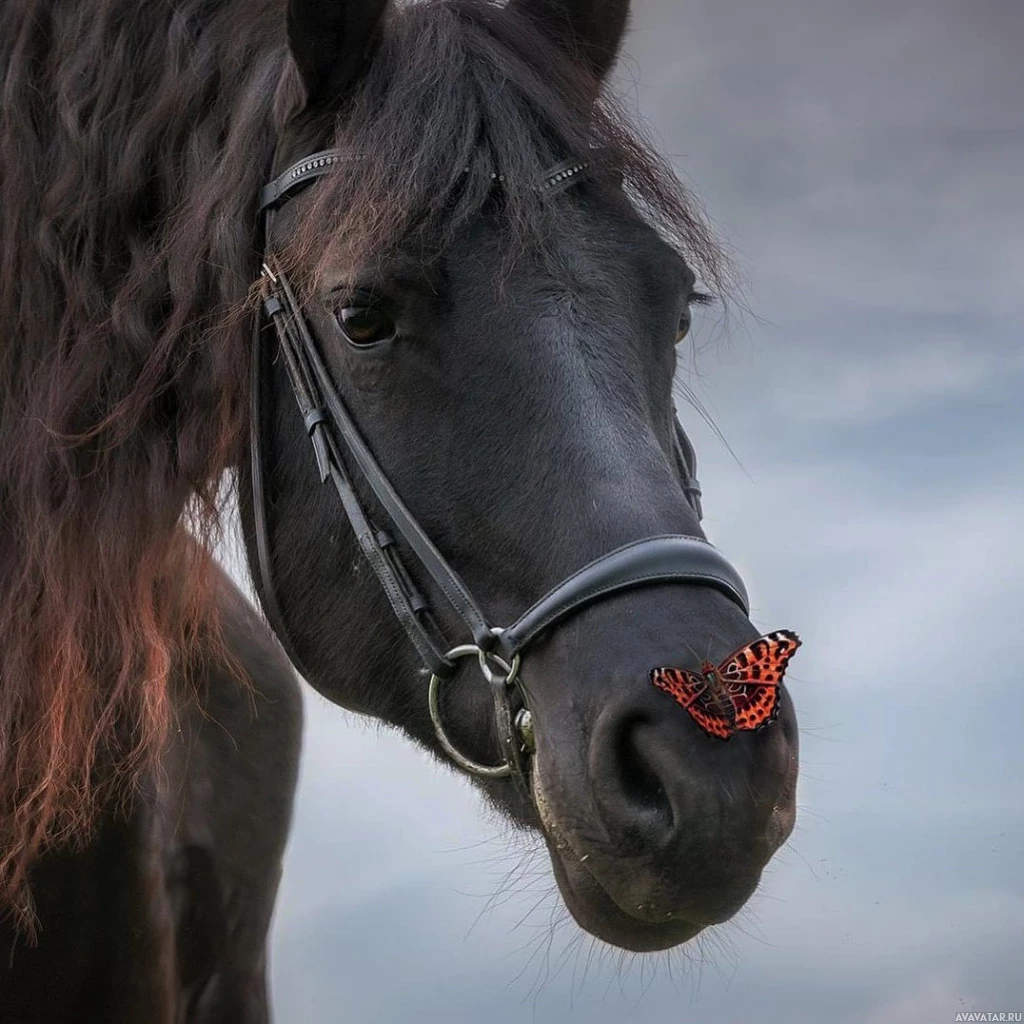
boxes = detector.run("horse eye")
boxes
[336,306,396,347]
[675,307,692,344]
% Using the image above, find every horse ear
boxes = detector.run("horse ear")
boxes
[286,0,389,105]
[506,0,631,82]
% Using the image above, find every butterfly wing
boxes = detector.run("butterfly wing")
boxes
[650,667,706,708]
[724,680,780,732]
[717,630,801,732]
[686,691,736,741]
[717,629,801,686]
[650,668,734,740]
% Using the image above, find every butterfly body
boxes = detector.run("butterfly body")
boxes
[650,630,801,741]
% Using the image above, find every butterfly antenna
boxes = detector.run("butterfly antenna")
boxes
[703,632,715,662]
[679,635,703,666]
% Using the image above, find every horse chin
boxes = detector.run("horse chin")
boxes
[545,841,706,952]
[530,765,707,953]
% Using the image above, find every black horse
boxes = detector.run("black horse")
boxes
[0,0,798,1019]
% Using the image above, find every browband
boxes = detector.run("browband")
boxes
[259,150,355,212]
[258,149,593,213]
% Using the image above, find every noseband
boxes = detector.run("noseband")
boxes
[250,149,749,796]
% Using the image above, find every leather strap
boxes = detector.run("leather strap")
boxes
[258,265,461,677]
[249,311,313,677]
[268,264,497,654]
[673,418,704,520]
[259,149,353,212]
[500,535,749,655]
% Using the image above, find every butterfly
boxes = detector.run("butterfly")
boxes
[650,630,801,741]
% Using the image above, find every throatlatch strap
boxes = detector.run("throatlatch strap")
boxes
[248,311,312,676]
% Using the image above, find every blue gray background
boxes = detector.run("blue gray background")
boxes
[236,2,1024,1020]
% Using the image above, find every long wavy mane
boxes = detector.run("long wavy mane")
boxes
[0,0,293,922]
[0,0,728,926]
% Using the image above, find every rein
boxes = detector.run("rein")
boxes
[249,149,749,796]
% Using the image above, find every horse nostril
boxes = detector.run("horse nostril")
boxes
[605,716,675,833]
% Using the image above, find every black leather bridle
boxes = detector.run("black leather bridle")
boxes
[249,148,750,795]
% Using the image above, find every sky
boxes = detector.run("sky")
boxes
[228,2,1024,1021]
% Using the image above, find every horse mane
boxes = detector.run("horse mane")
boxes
[0,0,728,925]
[287,1,728,295]
[0,0,293,922]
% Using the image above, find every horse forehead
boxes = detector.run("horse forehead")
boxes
[443,195,684,285]
[559,204,690,290]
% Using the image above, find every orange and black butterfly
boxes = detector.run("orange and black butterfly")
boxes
[650,630,801,740]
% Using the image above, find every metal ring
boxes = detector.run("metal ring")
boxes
[428,645,514,778]
[477,628,520,686]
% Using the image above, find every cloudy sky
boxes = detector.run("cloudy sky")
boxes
[243,2,1024,1021]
